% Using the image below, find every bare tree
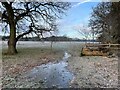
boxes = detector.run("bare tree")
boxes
[1,1,71,54]
[77,25,92,44]
[89,2,120,44]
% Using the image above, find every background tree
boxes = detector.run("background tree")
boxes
[75,25,92,44]
[1,1,71,54]
[110,2,120,43]
[89,2,111,43]
[89,2,120,44]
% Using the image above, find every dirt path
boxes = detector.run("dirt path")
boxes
[68,56,118,88]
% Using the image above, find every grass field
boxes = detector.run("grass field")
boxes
[2,41,84,74]
[2,41,84,88]
[1,41,118,88]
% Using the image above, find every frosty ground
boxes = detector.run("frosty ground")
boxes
[2,41,118,88]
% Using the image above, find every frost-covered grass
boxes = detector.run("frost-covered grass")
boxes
[1,41,118,88]
[2,41,85,88]
[2,41,84,75]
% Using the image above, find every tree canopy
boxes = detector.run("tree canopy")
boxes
[89,2,120,44]
[1,1,71,54]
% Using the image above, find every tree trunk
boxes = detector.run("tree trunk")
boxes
[51,41,53,51]
[7,24,17,54]
[2,2,18,54]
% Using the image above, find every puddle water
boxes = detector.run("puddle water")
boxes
[23,51,73,88]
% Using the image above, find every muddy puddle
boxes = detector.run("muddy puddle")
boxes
[22,52,73,88]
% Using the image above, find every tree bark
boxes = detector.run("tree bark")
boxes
[7,24,17,54]
[3,2,17,54]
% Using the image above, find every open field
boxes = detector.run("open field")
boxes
[2,41,84,88]
[2,41,83,73]
[1,41,119,88]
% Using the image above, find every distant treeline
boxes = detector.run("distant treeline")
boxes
[2,35,97,42]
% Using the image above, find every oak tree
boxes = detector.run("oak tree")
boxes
[1,1,71,54]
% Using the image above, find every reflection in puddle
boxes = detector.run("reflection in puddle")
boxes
[23,52,73,88]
